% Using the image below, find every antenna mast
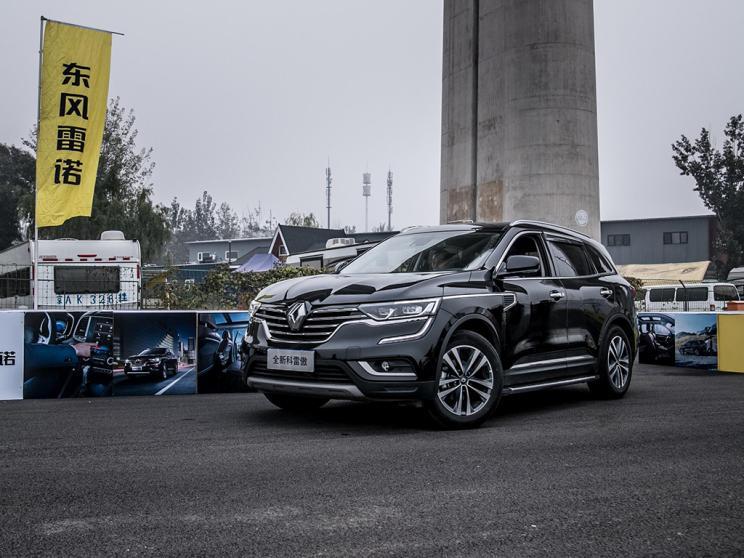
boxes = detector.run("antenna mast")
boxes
[386,170,393,231]
[325,163,332,229]
[362,172,372,232]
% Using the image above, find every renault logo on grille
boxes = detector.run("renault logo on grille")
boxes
[286,301,311,331]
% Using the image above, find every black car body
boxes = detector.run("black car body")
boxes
[243,221,637,427]
[124,348,178,379]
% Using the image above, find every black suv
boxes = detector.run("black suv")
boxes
[243,221,637,428]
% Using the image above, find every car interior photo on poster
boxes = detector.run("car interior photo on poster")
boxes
[23,311,114,398]
[197,312,251,393]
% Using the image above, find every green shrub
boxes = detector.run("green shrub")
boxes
[144,265,324,310]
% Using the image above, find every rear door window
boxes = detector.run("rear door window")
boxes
[585,245,614,274]
[547,241,593,277]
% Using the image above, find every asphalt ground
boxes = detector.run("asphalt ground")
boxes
[1,363,742,557]
[111,365,197,397]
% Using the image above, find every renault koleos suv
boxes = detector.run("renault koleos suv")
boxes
[243,221,637,428]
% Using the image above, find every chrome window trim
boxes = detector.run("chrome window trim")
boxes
[494,230,617,281]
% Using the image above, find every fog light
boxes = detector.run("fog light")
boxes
[358,359,417,377]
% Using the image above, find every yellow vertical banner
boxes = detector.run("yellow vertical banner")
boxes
[36,21,111,228]
[717,314,744,373]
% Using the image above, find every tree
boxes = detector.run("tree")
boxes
[15,97,170,261]
[284,212,320,228]
[216,202,240,239]
[672,115,744,277]
[240,206,274,238]
[0,144,34,249]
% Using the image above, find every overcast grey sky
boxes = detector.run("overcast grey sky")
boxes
[2,1,743,230]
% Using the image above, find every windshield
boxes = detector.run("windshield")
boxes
[342,230,503,274]
[138,348,167,356]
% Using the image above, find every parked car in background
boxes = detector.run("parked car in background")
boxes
[124,348,178,380]
[727,267,744,298]
[679,339,709,356]
[243,220,637,428]
[642,283,739,312]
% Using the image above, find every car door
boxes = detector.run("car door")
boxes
[495,231,570,386]
[544,235,603,375]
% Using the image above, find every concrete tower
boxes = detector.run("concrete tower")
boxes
[440,0,600,239]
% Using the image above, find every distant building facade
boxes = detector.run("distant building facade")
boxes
[600,215,717,265]
[270,225,396,268]
[184,237,272,265]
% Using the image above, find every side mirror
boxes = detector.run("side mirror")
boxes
[497,255,541,278]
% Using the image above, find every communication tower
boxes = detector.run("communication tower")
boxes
[362,172,372,232]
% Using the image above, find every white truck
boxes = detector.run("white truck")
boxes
[0,230,141,309]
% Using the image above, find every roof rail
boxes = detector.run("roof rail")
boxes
[447,219,475,224]
[509,219,590,239]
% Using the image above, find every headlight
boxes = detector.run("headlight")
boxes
[124,359,130,364]
[148,358,161,364]
[359,298,441,321]
[248,299,262,315]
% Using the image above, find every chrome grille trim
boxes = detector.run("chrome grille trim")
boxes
[254,303,366,344]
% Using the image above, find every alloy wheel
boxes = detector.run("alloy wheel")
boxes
[438,345,494,416]
[607,335,630,389]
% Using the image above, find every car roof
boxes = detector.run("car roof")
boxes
[399,220,591,238]
[398,223,508,235]
[646,283,736,289]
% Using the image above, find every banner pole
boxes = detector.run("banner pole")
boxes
[33,16,45,310]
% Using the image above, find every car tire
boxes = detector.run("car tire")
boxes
[264,393,329,411]
[588,325,632,399]
[159,363,167,381]
[424,331,503,429]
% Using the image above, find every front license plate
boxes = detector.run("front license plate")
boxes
[267,349,314,372]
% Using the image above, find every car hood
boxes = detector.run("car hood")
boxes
[254,272,471,306]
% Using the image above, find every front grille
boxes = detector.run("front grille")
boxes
[254,304,366,343]
[249,359,352,384]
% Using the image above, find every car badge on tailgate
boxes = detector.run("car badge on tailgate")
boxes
[286,301,311,332]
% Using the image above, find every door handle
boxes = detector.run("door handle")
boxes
[549,290,565,301]
[600,287,613,298]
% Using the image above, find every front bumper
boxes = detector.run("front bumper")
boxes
[243,312,449,402]
[125,364,160,375]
